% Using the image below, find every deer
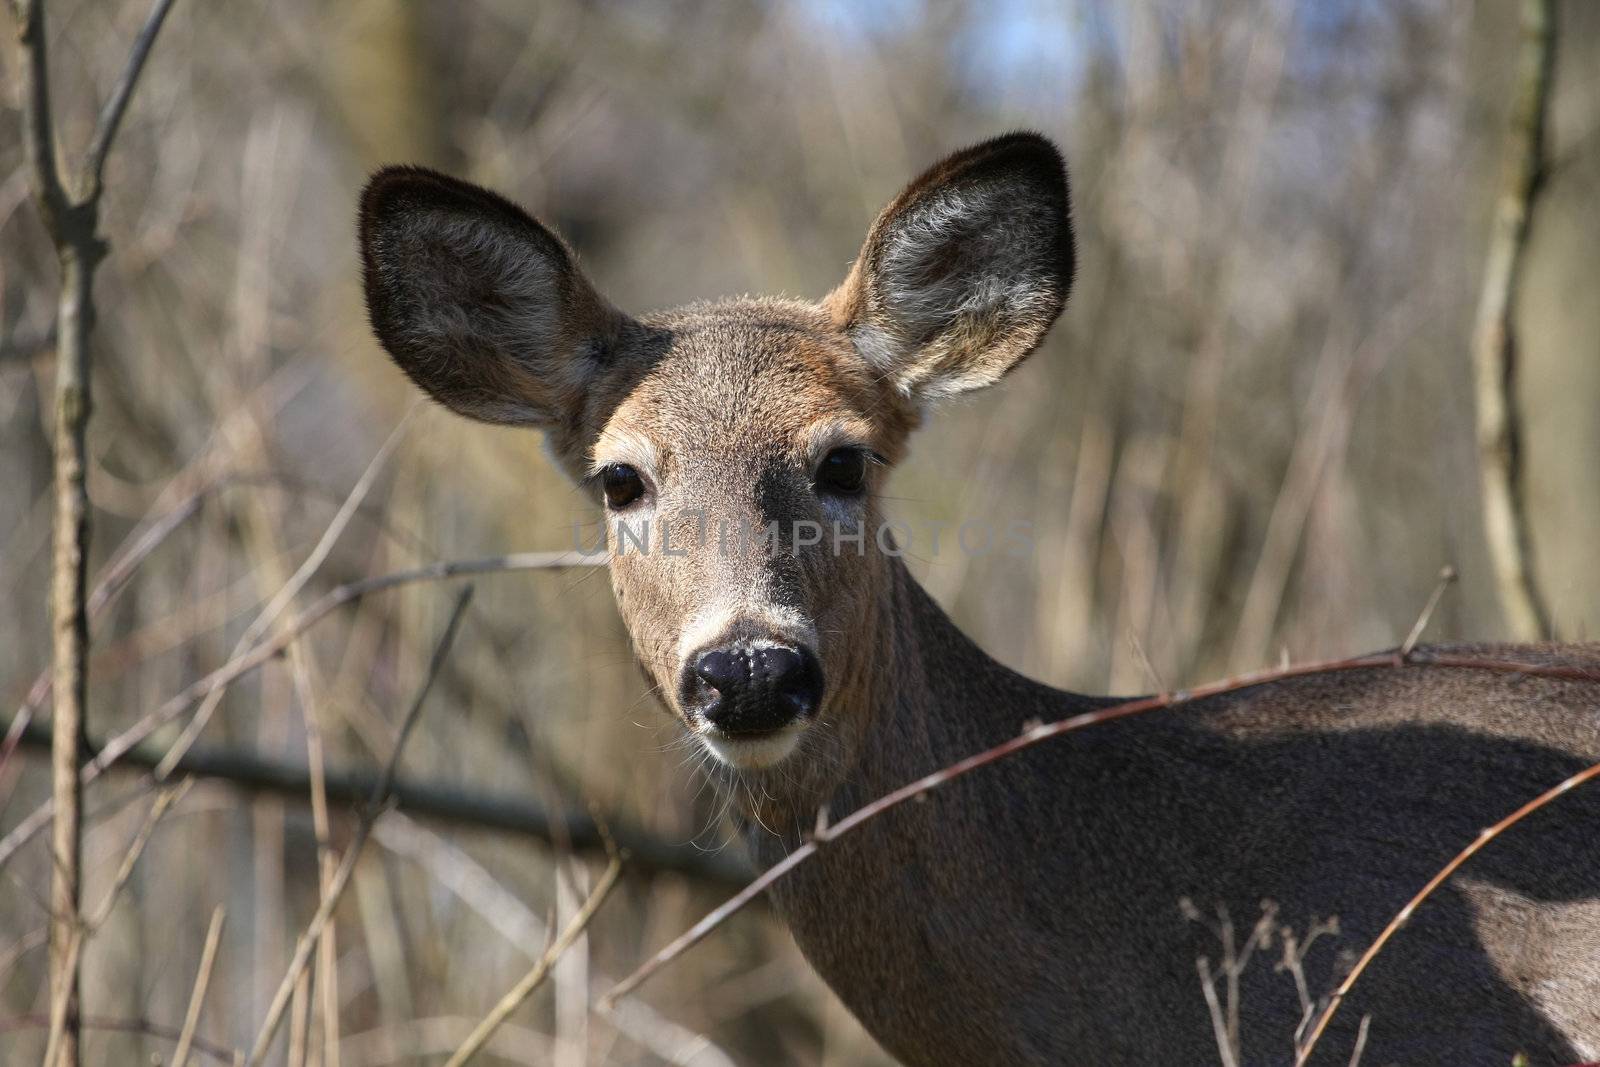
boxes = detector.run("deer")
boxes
[358,133,1600,1065]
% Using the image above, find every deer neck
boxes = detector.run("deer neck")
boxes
[735,555,1094,852]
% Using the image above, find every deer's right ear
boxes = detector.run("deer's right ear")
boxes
[825,133,1073,402]
[359,167,630,428]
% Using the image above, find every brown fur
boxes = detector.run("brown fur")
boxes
[360,134,1600,1065]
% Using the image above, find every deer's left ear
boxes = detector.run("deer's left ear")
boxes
[359,166,632,430]
[824,132,1073,400]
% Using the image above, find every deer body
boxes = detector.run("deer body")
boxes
[359,134,1600,1064]
[753,562,1600,1064]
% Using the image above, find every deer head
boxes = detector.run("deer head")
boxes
[359,133,1073,801]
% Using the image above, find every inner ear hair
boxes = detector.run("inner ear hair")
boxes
[827,132,1074,400]
[359,166,629,428]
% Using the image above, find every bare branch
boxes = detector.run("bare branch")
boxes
[83,0,181,197]
[9,0,186,1057]
[44,114,90,1067]
[13,0,68,228]
[172,906,226,1067]
[372,813,738,1065]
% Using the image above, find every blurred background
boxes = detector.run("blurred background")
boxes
[2,0,1597,1063]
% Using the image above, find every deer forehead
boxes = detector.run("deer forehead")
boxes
[592,300,912,478]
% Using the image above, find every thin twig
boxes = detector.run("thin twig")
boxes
[244,586,473,1067]
[1293,756,1600,1065]
[1196,955,1239,1067]
[290,652,341,1067]
[1278,914,1340,1051]
[1346,1015,1370,1067]
[172,906,226,1067]
[83,0,181,197]
[1,373,366,795]
[85,778,192,931]
[602,649,1600,1007]
[1400,565,1457,659]
[444,852,624,1067]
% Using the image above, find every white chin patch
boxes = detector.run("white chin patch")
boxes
[698,724,803,770]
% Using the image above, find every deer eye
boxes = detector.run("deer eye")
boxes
[815,448,868,497]
[601,464,646,509]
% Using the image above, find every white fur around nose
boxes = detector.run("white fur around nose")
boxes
[676,600,819,670]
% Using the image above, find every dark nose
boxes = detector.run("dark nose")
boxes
[689,645,824,735]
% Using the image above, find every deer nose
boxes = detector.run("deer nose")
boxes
[689,646,824,735]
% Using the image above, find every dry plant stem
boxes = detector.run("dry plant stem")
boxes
[287,975,309,1067]
[1400,566,1457,659]
[444,853,624,1067]
[12,0,180,1058]
[86,779,192,931]
[172,906,226,1067]
[290,656,341,1067]
[1474,0,1555,641]
[244,586,473,1067]
[1187,901,1277,1066]
[602,648,1600,1007]
[0,550,598,873]
[1292,756,1600,1065]
[1197,955,1239,1067]
[1346,1015,1370,1067]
